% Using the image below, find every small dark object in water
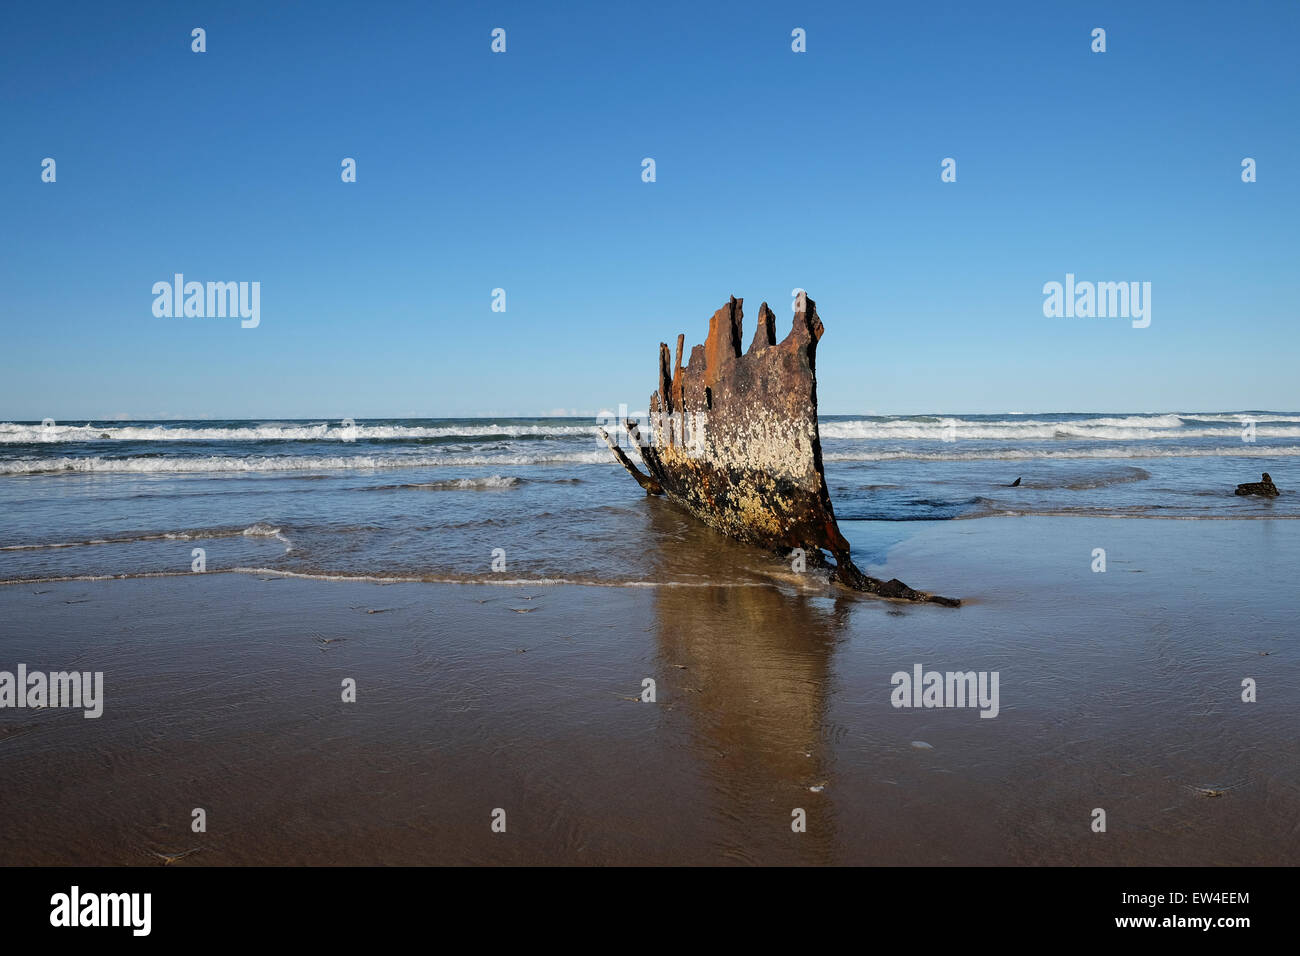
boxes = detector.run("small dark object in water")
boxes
[1234,472,1279,497]
[1008,477,1021,487]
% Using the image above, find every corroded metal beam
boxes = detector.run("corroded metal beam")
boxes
[610,292,959,607]
[598,426,663,495]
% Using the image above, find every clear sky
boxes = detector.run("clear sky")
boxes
[2,0,1296,419]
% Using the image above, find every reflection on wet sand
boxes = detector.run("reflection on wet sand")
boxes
[642,500,850,863]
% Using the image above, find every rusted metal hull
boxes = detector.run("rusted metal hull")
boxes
[605,293,959,607]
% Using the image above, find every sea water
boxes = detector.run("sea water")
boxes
[1,412,1295,584]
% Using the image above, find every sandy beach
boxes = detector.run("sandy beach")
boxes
[1,515,1294,866]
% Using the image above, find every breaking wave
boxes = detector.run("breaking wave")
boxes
[0,422,600,443]
[818,416,1300,441]
[8,414,1300,446]
[0,451,611,476]
[822,446,1300,462]
[368,475,523,491]
[1,523,292,552]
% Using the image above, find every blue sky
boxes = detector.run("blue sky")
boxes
[2,0,1296,419]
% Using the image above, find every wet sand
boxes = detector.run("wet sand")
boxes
[0,516,1296,865]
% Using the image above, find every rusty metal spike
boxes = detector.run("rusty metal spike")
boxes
[750,302,777,352]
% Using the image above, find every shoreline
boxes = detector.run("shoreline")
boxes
[3,513,1298,590]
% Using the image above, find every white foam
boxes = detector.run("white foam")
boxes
[0,421,601,443]
[0,451,612,476]
[817,415,1300,441]
[399,475,521,490]
[1,523,294,552]
[241,522,282,536]
[7,414,1300,445]
[1176,413,1300,423]
[822,445,1300,462]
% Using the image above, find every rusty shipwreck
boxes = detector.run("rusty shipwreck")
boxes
[600,292,959,607]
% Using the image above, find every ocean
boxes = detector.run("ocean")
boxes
[1,411,1295,585]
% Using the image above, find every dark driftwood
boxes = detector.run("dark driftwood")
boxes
[1235,472,1280,497]
[598,426,663,495]
[607,292,959,607]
